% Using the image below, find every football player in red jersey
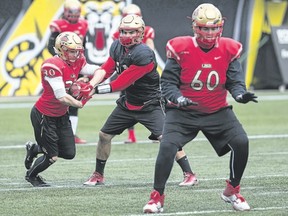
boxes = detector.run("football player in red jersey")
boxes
[112,3,197,187]
[24,32,105,187]
[143,3,258,213]
[48,0,89,144]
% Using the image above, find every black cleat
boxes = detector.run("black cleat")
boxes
[25,174,50,187]
[24,141,38,169]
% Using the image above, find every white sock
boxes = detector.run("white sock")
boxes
[69,116,78,135]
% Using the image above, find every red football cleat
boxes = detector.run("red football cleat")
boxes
[143,190,165,213]
[83,171,104,186]
[221,180,250,211]
[179,172,198,186]
[74,135,87,144]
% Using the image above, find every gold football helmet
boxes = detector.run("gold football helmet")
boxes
[192,3,224,49]
[54,31,83,63]
[119,14,145,46]
[122,4,142,17]
[63,0,81,23]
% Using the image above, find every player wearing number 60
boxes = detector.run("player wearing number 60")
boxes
[143,3,258,213]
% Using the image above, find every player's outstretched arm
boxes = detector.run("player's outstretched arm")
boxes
[89,68,106,87]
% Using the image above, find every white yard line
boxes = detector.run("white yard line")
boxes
[0,182,287,215]
[0,93,288,109]
[128,206,288,216]
[1,174,288,187]
[1,134,288,150]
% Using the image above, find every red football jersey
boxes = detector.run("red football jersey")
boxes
[166,36,242,113]
[49,18,88,40]
[35,56,86,117]
[112,26,155,44]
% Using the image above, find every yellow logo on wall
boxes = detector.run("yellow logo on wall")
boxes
[0,0,130,96]
[0,0,65,96]
[0,0,164,96]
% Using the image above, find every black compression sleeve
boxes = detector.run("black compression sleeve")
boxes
[161,58,183,103]
[225,59,246,99]
[48,32,60,56]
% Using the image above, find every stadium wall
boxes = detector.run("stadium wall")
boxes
[0,0,287,96]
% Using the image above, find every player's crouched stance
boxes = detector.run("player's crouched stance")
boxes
[143,3,257,213]
[24,32,105,187]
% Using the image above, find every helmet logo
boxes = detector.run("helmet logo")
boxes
[61,35,69,42]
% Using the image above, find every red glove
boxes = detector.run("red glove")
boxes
[77,83,93,100]
[81,96,92,107]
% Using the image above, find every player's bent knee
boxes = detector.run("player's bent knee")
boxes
[59,150,76,159]
[160,142,178,153]
[64,152,76,160]
[231,134,248,145]
[229,134,249,152]
[99,131,113,143]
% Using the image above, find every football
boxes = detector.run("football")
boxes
[68,81,83,98]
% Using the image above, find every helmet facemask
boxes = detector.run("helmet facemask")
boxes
[54,32,84,64]
[192,3,223,49]
[119,15,145,47]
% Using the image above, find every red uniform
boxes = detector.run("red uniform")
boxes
[166,36,242,113]
[112,26,155,43]
[143,4,255,212]
[49,18,88,40]
[35,56,86,117]
[48,16,89,144]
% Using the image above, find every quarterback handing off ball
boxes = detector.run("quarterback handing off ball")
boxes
[69,81,88,99]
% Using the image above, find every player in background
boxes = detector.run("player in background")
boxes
[48,0,88,144]
[143,3,257,213]
[112,4,197,186]
[83,14,197,187]
[24,32,105,187]
[112,4,155,50]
